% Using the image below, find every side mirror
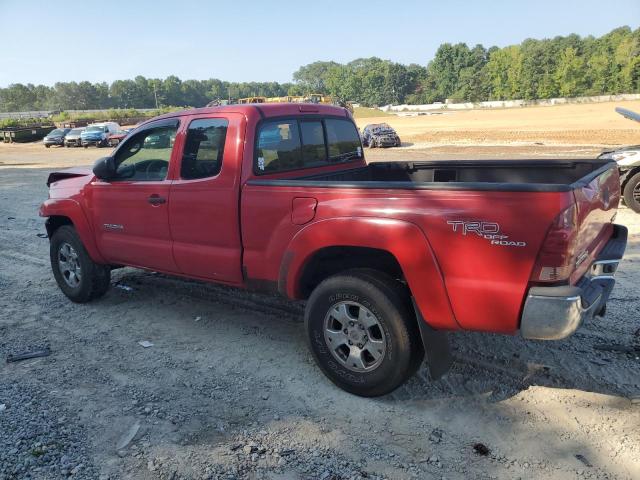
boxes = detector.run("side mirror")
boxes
[93,156,116,181]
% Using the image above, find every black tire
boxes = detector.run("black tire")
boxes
[45,144,50,148]
[50,225,111,303]
[622,172,640,213]
[305,269,424,397]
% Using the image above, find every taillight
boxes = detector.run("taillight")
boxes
[530,204,578,283]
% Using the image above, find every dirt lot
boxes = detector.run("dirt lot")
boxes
[356,99,640,162]
[1,103,639,480]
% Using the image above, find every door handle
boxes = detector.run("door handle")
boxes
[147,194,166,205]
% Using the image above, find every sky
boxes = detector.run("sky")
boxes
[1,0,639,87]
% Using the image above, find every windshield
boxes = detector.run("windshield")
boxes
[70,128,83,134]
[49,129,64,136]
[86,126,105,133]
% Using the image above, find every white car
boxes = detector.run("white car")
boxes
[598,107,640,213]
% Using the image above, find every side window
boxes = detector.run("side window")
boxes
[113,124,177,181]
[300,121,326,165]
[256,120,302,173]
[181,118,228,179]
[325,118,363,161]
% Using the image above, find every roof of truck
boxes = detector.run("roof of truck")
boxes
[144,103,351,126]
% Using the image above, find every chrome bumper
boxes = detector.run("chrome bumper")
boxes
[520,224,627,340]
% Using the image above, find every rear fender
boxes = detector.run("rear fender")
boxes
[281,217,458,330]
[39,198,106,264]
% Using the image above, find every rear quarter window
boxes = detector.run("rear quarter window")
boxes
[255,116,362,175]
[256,120,302,173]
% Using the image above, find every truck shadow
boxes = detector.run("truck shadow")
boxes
[108,261,639,408]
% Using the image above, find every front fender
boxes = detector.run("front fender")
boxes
[281,217,459,330]
[40,198,107,264]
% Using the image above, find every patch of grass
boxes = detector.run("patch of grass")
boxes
[30,448,45,457]
[353,107,391,119]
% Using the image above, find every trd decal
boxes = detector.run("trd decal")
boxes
[447,220,526,247]
[103,223,124,231]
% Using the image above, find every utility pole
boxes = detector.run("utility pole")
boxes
[153,83,159,109]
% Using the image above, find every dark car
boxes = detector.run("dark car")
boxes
[144,131,175,149]
[362,123,401,148]
[43,128,71,148]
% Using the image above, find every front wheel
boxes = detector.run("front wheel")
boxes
[50,225,111,303]
[622,172,640,213]
[305,270,423,396]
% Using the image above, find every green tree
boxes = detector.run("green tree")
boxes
[293,61,339,93]
[555,47,585,97]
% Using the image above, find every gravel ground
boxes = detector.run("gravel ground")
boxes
[0,153,639,479]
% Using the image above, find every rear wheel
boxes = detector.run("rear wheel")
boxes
[50,225,111,303]
[305,270,423,397]
[623,172,640,213]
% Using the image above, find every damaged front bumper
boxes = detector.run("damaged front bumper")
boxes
[520,224,628,340]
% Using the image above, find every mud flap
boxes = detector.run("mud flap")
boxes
[411,298,453,380]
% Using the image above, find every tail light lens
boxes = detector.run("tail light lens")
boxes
[530,204,578,283]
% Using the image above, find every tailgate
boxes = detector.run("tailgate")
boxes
[570,162,620,283]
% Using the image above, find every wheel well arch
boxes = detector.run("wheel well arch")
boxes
[296,246,404,299]
[45,215,74,237]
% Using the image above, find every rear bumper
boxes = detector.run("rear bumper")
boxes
[520,224,628,340]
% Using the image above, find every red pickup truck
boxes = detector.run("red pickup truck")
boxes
[40,103,627,397]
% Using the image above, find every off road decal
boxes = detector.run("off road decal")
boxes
[447,220,526,247]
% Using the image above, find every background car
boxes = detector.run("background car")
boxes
[361,123,401,148]
[598,107,640,213]
[43,128,71,148]
[108,128,132,147]
[81,122,121,148]
[143,131,175,149]
[64,128,85,147]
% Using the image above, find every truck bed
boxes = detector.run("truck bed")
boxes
[243,158,620,335]
[250,159,613,192]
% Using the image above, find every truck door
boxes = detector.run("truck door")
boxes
[168,113,244,283]
[90,119,179,272]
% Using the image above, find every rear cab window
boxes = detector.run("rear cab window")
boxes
[255,116,362,175]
